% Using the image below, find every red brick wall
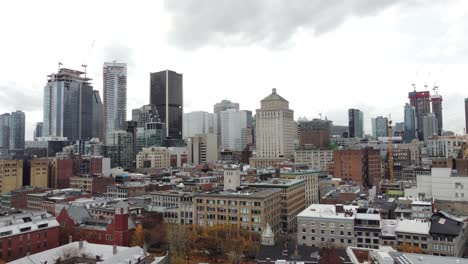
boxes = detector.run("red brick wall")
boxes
[334,149,364,184]
[0,226,59,262]
[90,158,103,175]
[56,159,73,189]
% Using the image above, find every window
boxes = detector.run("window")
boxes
[348,239,352,244]
[302,228,306,233]
[302,236,306,240]
[321,230,325,234]
[311,229,315,234]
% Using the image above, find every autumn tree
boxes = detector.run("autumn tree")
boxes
[399,243,423,253]
[131,224,145,247]
[166,224,192,263]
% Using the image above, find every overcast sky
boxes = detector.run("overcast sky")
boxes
[1,0,468,140]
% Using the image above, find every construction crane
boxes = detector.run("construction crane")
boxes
[388,115,394,183]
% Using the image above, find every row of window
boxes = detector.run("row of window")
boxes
[301,236,352,244]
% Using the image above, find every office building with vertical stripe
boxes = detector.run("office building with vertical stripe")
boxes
[103,62,127,141]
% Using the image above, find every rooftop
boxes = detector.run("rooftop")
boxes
[0,211,59,239]
[244,178,305,188]
[395,219,430,235]
[297,204,358,220]
[195,188,283,199]
[10,241,148,264]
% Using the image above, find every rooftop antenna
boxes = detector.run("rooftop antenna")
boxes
[433,83,439,96]
[58,62,63,72]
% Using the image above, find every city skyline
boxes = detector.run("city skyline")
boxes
[1,1,468,139]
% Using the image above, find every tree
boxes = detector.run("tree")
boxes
[131,224,145,247]
[166,224,192,263]
[399,242,423,253]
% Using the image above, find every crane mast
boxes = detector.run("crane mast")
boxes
[388,115,394,183]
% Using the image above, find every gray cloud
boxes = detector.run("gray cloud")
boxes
[164,0,413,49]
[0,84,42,112]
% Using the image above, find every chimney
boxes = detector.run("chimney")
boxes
[68,235,72,244]
[113,244,117,255]
[143,242,148,256]
[79,240,83,250]
[272,88,277,94]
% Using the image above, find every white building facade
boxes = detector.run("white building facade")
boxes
[220,109,248,151]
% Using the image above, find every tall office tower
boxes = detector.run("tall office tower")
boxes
[408,89,431,140]
[394,122,405,138]
[34,122,43,140]
[91,90,104,140]
[43,68,93,141]
[423,113,438,140]
[255,88,294,159]
[348,109,364,138]
[220,109,249,151]
[298,119,331,149]
[371,116,388,139]
[404,103,417,143]
[134,104,161,128]
[9,110,25,151]
[183,111,215,139]
[0,113,10,154]
[103,62,127,140]
[150,70,183,139]
[431,93,443,135]
[465,98,468,134]
[214,100,240,146]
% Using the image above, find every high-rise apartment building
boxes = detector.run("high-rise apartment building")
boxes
[183,111,215,139]
[431,93,443,136]
[43,68,94,141]
[348,109,364,138]
[371,116,388,139]
[423,113,438,140]
[404,103,417,143]
[91,90,103,140]
[298,119,331,149]
[34,122,43,140]
[220,109,249,151]
[408,90,431,140]
[214,100,240,146]
[103,62,127,140]
[150,70,183,139]
[251,89,294,167]
[9,110,25,151]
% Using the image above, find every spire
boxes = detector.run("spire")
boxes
[261,223,275,246]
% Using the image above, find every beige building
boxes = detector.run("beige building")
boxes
[193,188,282,234]
[0,160,23,194]
[297,204,357,248]
[251,88,294,167]
[280,170,323,206]
[187,133,218,165]
[30,159,50,188]
[136,147,171,169]
[294,149,334,171]
[245,178,305,232]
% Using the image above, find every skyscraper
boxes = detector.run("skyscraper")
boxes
[150,70,183,139]
[214,100,240,146]
[92,90,104,140]
[0,113,10,154]
[371,116,388,139]
[34,122,43,140]
[9,110,25,151]
[183,111,215,139]
[348,109,364,138]
[134,104,161,128]
[103,62,127,140]
[465,98,468,134]
[43,68,93,141]
[254,88,294,162]
[408,90,431,140]
[423,113,438,140]
[220,109,249,151]
[431,93,443,135]
[404,103,417,143]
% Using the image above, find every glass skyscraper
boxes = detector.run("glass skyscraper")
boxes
[404,103,417,143]
[43,68,93,142]
[9,110,25,151]
[348,108,364,138]
[150,70,183,140]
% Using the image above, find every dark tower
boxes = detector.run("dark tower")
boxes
[408,87,431,140]
[150,70,183,140]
